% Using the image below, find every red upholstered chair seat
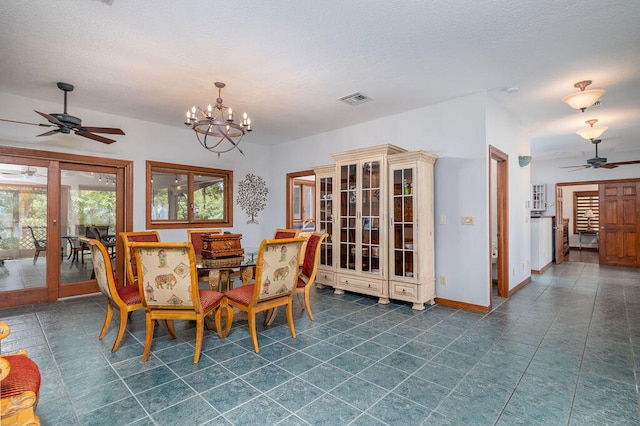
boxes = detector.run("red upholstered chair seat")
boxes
[0,354,41,399]
[225,284,255,306]
[199,290,225,310]
[116,283,141,305]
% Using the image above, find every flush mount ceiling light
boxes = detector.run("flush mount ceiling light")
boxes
[562,80,606,112]
[576,119,608,140]
[184,82,252,156]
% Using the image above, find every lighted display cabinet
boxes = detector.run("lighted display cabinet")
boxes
[314,145,437,309]
[388,151,437,309]
[313,164,336,288]
[331,145,405,303]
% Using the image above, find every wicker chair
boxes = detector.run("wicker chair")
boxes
[0,321,41,426]
[80,237,143,352]
[225,237,305,352]
[26,226,46,265]
[119,231,161,286]
[130,241,231,363]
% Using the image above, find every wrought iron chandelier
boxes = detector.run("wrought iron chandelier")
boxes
[184,82,252,156]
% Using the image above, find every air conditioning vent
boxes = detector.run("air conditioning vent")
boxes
[339,92,372,106]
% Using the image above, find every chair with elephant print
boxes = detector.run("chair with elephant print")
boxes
[224,237,306,352]
[130,241,231,363]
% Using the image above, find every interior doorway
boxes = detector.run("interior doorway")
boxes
[489,146,509,302]
[286,170,316,231]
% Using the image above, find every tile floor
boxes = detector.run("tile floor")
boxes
[1,261,639,425]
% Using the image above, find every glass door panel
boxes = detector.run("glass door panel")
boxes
[362,161,381,274]
[339,164,357,270]
[318,176,333,267]
[392,167,414,278]
[60,168,117,285]
[0,162,48,296]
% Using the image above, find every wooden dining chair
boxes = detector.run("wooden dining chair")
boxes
[264,232,327,325]
[130,241,231,363]
[273,228,301,239]
[80,237,143,352]
[224,237,306,352]
[295,232,328,321]
[119,231,161,286]
[187,229,223,257]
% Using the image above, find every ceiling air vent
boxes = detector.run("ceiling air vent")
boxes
[339,92,372,106]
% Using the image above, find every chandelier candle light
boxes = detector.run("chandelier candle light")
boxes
[576,119,608,140]
[184,82,252,156]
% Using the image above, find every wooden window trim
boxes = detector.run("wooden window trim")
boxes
[146,160,233,229]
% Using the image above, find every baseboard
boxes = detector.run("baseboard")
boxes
[434,297,490,313]
[508,276,531,297]
[531,261,552,275]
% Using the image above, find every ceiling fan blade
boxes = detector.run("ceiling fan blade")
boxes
[37,129,61,137]
[0,118,55,127]
[77,131,116,144]
[34,110,65,127]
[561,165,589,169]
[603,160,640,167]
[80,126,125,135]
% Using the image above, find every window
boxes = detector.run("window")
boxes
[574,191,599,233]
[146,161,233,229]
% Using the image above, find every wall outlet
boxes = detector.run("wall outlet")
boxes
[439,275,447,285]
[439,215,447,225]
[461,216,474,226]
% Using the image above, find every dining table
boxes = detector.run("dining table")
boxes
[197,249,258,330]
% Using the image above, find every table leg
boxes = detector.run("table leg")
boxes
[240,266,253,286]
[208,270,221,291]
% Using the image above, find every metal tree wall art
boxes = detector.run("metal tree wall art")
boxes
[236,173,268,224]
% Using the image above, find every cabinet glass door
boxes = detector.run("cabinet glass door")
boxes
[318,175,333,267]
[361,161,381,274]
[339,164,357,270]
[392,167,414,278]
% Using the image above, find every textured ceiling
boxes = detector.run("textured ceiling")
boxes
[0,1,639,160]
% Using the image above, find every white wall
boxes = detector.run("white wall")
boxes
[0,92,272,247]
[269,92,530,307]
[1,89,533,308]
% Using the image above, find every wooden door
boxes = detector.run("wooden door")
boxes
[555,185,565,264]
[599,181,640,267]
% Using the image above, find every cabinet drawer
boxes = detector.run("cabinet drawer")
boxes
[390,282,418,301]
[316,269,335,286]
[336,275,383,295]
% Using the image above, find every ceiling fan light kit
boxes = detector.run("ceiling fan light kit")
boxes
[562,80,606,112]
[184,82,252,157]
[0,82,125,144]
[576,119,608,140]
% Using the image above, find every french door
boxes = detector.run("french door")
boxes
[0,147,132,308]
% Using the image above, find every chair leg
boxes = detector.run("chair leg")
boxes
[112,307,129,352]
[286,300,296,340]
[164,320,177,338]
[142,314,154,362]
[194,316,203,364]
[248,311,259,353]
[263,307,278,326]
[221,304,233,338]
[99,299,114,340]
[304,287,315,321]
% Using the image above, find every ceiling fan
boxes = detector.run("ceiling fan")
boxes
[562,139,640,171]
[0,82,125,144]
